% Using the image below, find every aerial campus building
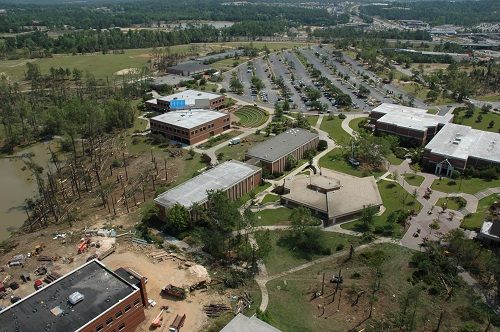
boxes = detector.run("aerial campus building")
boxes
[165,62,212,76]
[280,169,383,226]
[423,123,500,176]
[150,109,231,145]
[369,103,453,146]
[154,160,262,218]
[145,89,225,112]
[245,128,319,173]
[0,260,147,332]
[221,313,282,332]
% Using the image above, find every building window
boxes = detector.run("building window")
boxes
[134,298,140,307]
[119,323,126,331]
[191,131,195,135]
[125,304,131,312]
[106,317,113,325]
[96,324,104,331]
[116,311,122,319]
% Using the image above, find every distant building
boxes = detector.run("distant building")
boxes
[477,219,500,250]
[146,89,225,112]
[150,109,230,145]
[369,103,453,146]
[155,160,262,218]
[165,62,211,76]
[221,313,282,332]
[245,128,319,173]
[0,260,147,332]
[281,169,383,226]
[423,123,500,176]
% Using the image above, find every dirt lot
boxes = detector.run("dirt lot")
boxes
[0,233,229,331]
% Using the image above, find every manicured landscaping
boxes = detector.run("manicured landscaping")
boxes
[435,196,467,212]
[319,116,352,144]
[386,153,405,166]
[237,182,272,206]
[430,177,500,195]
[319,148,385,178]
[341,180,423,237]
[234,106,269,127]
[215,133,271,161]
[306,115,319,127]
[454,108,500,133]
[261,194,280,204]
[348,117,367,132]
[199,130,243,149]
[402,173,425,187]
[462,193,500,230]
[256,230,358,276]
[254,207,292,227]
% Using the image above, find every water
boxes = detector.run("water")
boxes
[0,142,57,242]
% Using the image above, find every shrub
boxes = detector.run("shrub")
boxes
[336,243,345,251]
[317,139,328,151]
[338,113,346,119]
[351,272,362,279]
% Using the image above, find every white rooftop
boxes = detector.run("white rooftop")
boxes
[372,103,453,132]
[151,109,227,129]
[425,123,500,163]
[221,314,282,332]
[154,160,261,209]
[157,89,222,104]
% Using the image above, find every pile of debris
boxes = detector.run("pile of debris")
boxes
[203,303,231,317]
[233,291,253,315]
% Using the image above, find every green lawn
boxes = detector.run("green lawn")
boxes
[476,95,500,102]
[237,182,272,207]
[430,177,500,195]
[254,207,292,227]
[462,193,500,230]
[454,108,500,133]
[435,196,467,212]
[215,133,271,162]
[386,153,405,166]
[306,115,319,127]
[348,117,367,132]
[319,117,352,144]
[199,130,243,149]
[319,148,385,178]
[402,173,425,187]
[261,194,280,204]
[234,106,269,127]
[256,230,358,276]
[341,180,423,237]
[426,109,438,114]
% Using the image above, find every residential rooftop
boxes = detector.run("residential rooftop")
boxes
[154,160,261,209]
[0,260,137,332]
[425,123,500,163]
[151,109,227,129]
[282,169,383,219]
[246,128,319,163]
[372,103,453,132]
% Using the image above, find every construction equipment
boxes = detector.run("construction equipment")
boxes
[78,238,91,254]
[162,284,187,299]
[151,306,168,327]
[189,279,207,292]
[168,314,186,332]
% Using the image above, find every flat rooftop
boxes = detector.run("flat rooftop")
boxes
[166,62,211,72]
[155,160,261,209]
[282,169,382,219]
[425,123,500,163]
[151,109,227,129]
[372,103,453,132]
[157,89,222,103]
[246,128,319,163]
[0,260,137,332]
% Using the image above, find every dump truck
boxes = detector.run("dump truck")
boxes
[168,314,186,332]
[161,284,187,299]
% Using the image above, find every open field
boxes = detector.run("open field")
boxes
[386,153,405,166]
[320,116,352,144]
[215,133,271,162]
[319,148,386,178]
[454,108,500,133]
[403,173,425,187]
[254,207,292,227]
[431,177,500,195]
[348,117,366,132]
[261,194,280,204]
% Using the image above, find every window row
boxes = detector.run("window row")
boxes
[94,298,139,332]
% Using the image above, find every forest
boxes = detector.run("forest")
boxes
[360,0,500,27]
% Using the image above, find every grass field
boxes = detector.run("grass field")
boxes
[341,180,422,236]
[254,207,292,227]
[430,177,500,195]
[215,133,271,162]
[348,117,367,132]
[435,196,466,212]
[261,194,280,204]
[386,153,405,166]
[319,116,352,144]
[454,108,500,133]
[306,115,319,127]
[319,148,385,178]
[256,230,358,276]
[265,242,492,332]
[476,95,500,102]
[462,193,500,230]
[234,106,269,127]
[402,173,425,187]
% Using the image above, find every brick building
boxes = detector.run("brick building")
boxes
[155,160,262,219]
[245,128,319,173]
[0,260,147,332]
[423,123,500,176]
[150,109,230,145]
[146,89,225,112]
[280,169,382,226]
[369,103,453,146]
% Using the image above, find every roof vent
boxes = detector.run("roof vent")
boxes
[68,292,84,305]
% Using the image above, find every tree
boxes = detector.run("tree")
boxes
[360,204,378,230]
[188,147,195,159]
[166,203,190,235]
[290,206,316,233]
[357,84,370,98]
[286,154,297,170]
[489,120,495,128]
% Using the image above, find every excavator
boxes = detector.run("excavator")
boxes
[151,306,169,328]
